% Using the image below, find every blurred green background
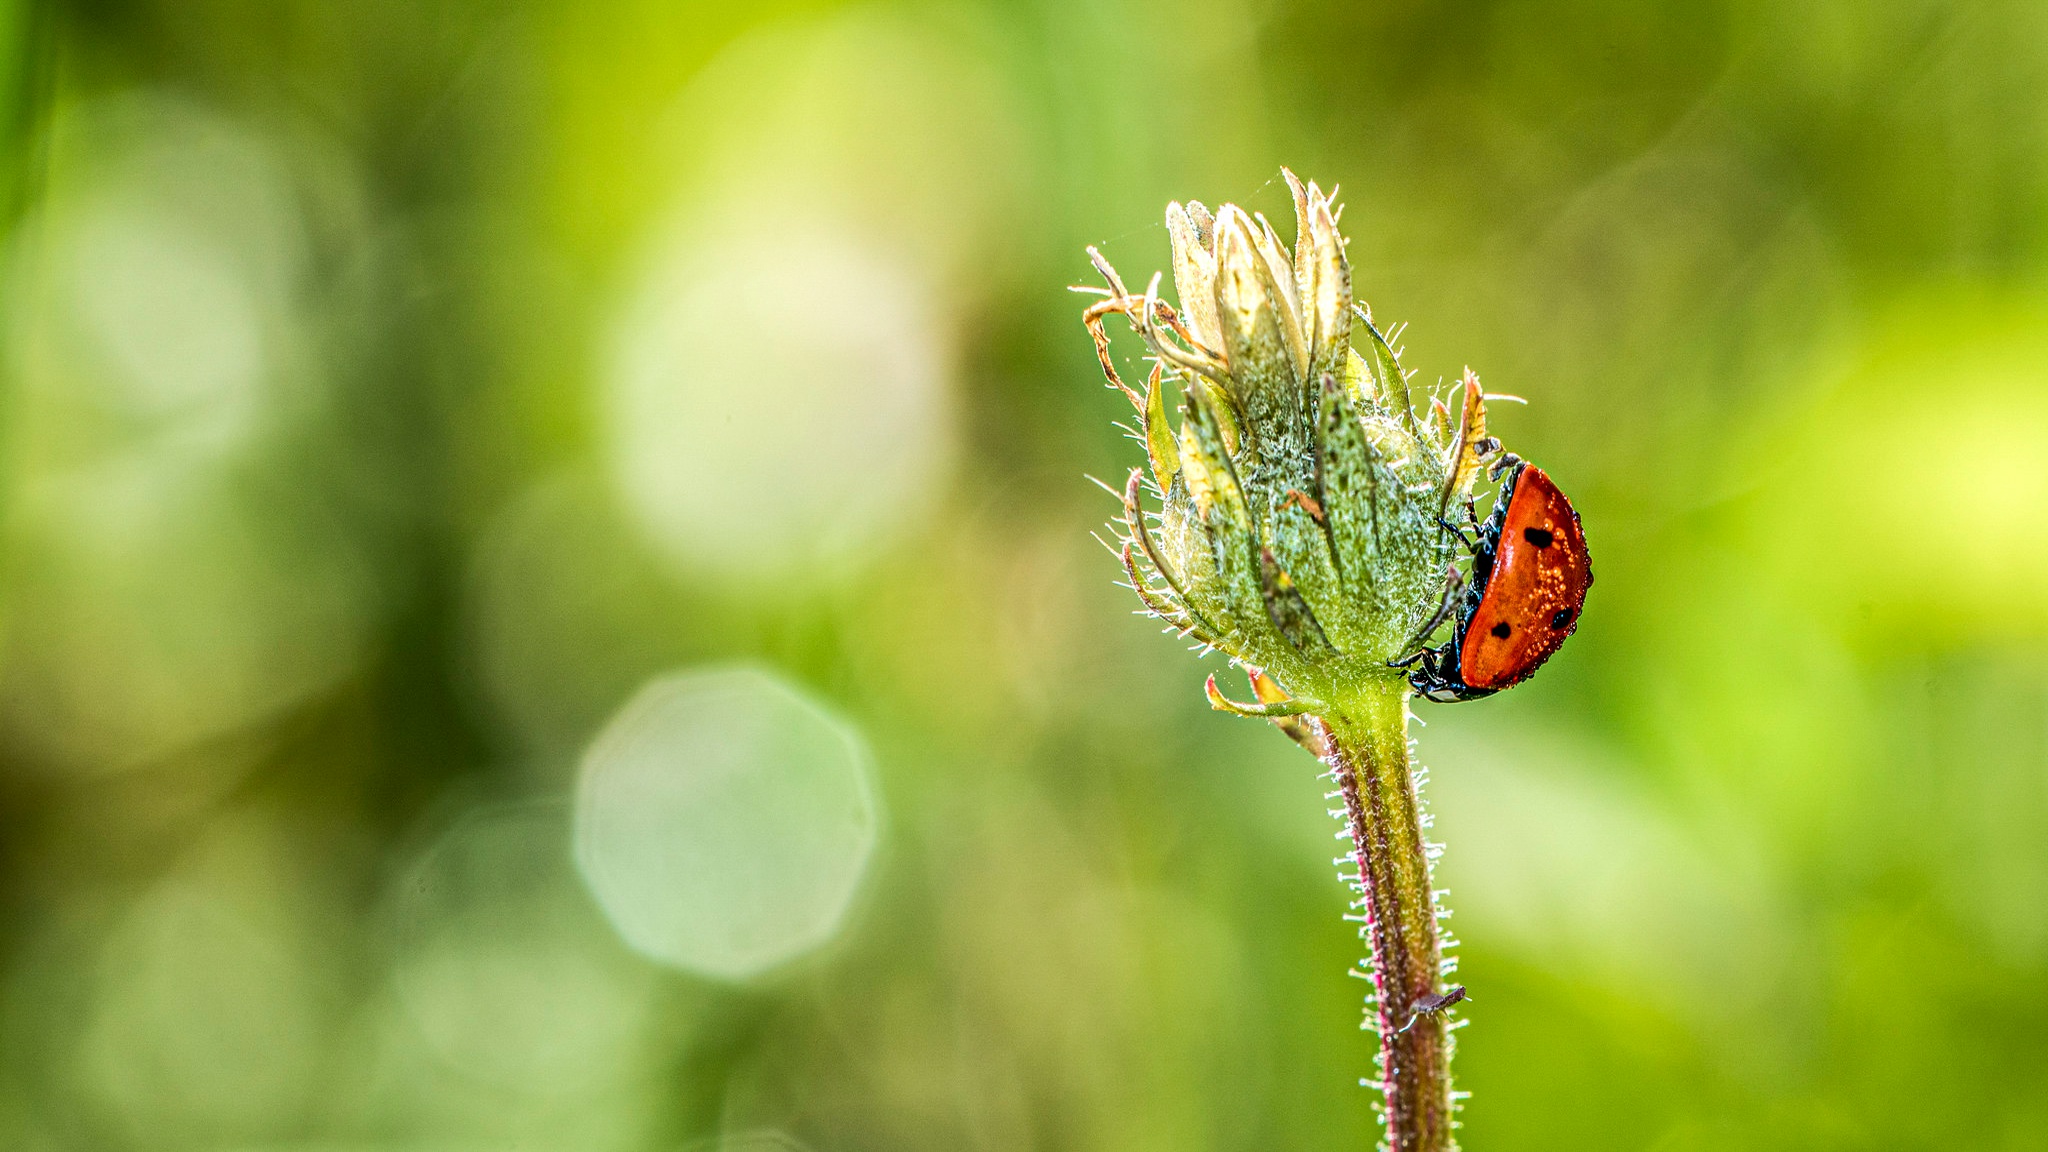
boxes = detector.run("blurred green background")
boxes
[0,1,2044,1149]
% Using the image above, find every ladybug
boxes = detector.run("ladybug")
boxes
[1400,455,1592,703]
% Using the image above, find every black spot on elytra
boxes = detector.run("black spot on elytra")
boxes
[1551,608,1573,629]
[1523,527,1554,548]
[1490,621,1512,639]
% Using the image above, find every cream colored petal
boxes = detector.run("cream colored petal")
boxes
[1284,169,1314,298]
[1304,190,1351,380]
[1286,171,1320,363]
[1211,207,1302,436]
[1166,201,1222,353]
[1252,212,1309,381]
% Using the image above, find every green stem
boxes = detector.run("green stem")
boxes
[1320,674,1455,1151]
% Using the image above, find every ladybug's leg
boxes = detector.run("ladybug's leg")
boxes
[1436,516,1478,554]
[1488,451,1523,482]
[1406,645,1456,701]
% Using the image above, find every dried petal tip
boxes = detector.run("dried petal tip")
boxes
[1440,368,1489,518]
[1229,666,1331,755]
[1247,666,1292,705]
[1205,673,1315,717]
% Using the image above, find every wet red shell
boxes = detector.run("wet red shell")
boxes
[1458,465,1592,691]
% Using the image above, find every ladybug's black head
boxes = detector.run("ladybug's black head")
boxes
[1405,644,1498,704]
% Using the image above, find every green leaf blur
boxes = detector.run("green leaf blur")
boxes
[0,2,2043,1150]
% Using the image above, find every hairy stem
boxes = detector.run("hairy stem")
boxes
[1321,675,1455,1151]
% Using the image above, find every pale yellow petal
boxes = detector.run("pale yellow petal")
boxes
[1166,201,1222,353]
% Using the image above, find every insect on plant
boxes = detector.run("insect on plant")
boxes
[1076,169,1591,1152]
[1397,455,1593,703]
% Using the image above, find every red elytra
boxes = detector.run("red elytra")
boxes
[1406,461,1592,703]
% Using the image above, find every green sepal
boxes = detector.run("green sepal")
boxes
[1184,385,1268,646]
[1360,311,1417,437]
[1340,346,1374,409]
[1213,208,1307,462]
[1259,547,1336,656]
[1143,366,1179,490]
[1267,488,1355,652]
[1315,374,1385,613]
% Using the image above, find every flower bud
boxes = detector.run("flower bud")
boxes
[1084,171,1491,713]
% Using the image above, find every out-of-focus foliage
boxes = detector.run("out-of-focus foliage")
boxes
[0,2,2044,1150]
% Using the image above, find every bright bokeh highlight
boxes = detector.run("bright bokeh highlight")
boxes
[575,666,879,980]
[606,222,948,584]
